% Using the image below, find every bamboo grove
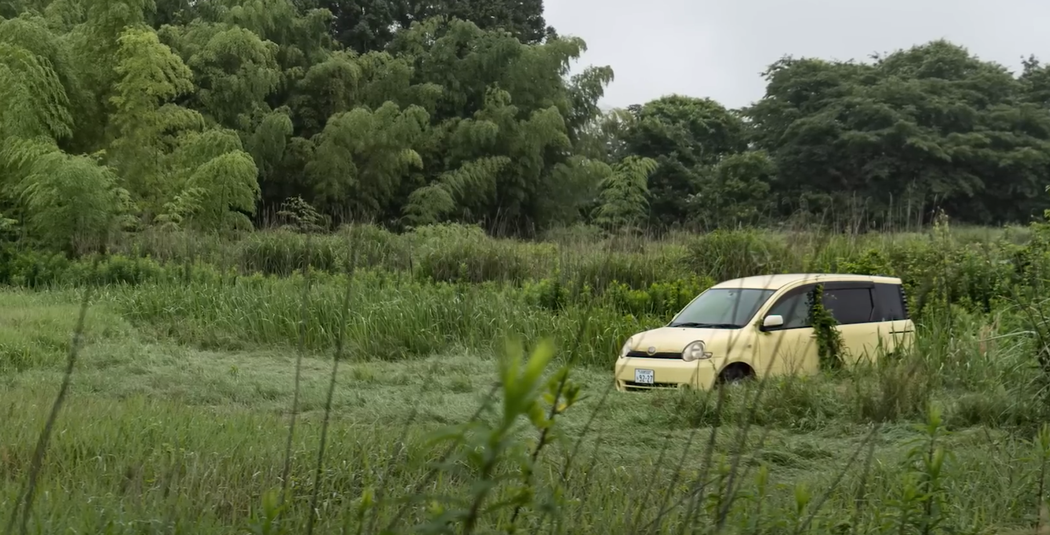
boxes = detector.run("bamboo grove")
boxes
[3,0,1050,251]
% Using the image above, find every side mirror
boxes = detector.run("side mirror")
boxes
[762,315,784,329]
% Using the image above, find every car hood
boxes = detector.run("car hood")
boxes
[626,326,751,355]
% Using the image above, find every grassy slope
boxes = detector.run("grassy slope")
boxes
[1,289,1045,534]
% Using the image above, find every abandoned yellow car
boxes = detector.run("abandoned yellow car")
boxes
[615,273,915,391]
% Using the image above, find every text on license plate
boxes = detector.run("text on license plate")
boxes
[634,369,655,384]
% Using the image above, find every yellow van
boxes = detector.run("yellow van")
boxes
[614,274,915,391]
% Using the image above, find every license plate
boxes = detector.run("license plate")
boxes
[634,369,655,384]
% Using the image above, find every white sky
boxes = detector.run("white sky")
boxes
[544,0,1050,110]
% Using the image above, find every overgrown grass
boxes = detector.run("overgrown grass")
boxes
[3,222,1050,533]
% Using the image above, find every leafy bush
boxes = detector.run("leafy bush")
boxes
[685,229,795,281]
[408,223,556,284]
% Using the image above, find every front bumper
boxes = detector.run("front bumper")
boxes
[614,357,720,391]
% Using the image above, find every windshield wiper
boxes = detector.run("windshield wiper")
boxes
[668,322,739,329]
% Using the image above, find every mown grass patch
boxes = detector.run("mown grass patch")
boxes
[4,222,1050,533]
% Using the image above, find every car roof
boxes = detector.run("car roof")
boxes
[710,273,903,291]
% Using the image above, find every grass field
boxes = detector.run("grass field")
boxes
[3,223,1050,533]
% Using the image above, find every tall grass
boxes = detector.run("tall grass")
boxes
[2,221,1050,533]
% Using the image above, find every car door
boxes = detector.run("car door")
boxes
[757,283,821,377]
[819,282,879,365]
[871,282,914,357]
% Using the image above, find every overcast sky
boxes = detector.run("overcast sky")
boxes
[544,0,1049,111]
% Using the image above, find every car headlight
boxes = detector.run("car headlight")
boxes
[620,336,634,359]
[682,340,710,362]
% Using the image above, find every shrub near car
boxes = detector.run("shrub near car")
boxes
[615,274,914,391]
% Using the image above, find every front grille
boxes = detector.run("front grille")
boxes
[622,380,680,390]
[626,350,681,359]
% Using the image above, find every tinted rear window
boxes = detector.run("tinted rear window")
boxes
[872,283,907,321]
[821,287,874,325]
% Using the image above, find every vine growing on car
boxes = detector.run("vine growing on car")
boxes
[808,284,844,370]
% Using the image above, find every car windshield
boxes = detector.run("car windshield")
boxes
[668,288,776,329]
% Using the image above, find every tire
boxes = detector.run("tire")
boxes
[719,364,753,386]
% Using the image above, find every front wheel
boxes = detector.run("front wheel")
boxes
[718,363,754,386]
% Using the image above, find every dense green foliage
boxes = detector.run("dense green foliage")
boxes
[0,0,607,244]
[3,0,1050,247]
[0,221,1043,364]
[749,45,1050,227]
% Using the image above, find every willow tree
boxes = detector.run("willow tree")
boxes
[10,146,132,251]
[305,101,429,220]
[0,32,106,251]
[0,39,128,250]
[0,41,72,143]
[159,21,282,130]
[108,26,263,230]
[108,26,202,215]
[150,127,260,230]
[389,18,609,233]
[402,87,570,226]
[0,15,91,151]
[593,155,657,232]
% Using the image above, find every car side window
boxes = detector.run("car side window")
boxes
[766,285,815,329]
[872,283,907,321]
[821,287,875,325]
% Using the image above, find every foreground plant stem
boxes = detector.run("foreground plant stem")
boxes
[6,274,95,535]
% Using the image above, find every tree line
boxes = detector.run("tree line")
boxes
[2,0,1050,251]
